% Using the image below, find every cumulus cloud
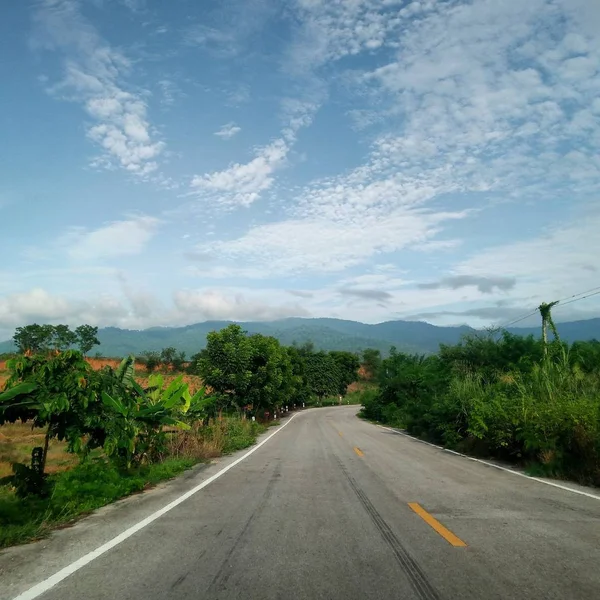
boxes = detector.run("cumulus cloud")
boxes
[33,0,164,176]
[65,216,160,261]
[190,139,289,207]
[418,276,517,294]
[0,288,128,331]
[173,289,310,321]
[214,122,242,139]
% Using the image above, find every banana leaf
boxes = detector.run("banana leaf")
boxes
[0,381,37,402]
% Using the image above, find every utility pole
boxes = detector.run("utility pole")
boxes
[538,300,560,357]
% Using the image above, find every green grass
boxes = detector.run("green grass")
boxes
[0,416,269,549]
[0,458,196,549]
[204,418,267,454]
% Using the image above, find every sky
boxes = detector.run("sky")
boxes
[1,0,599,339]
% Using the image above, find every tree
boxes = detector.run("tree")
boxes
[329,351,360,396]
[160,347,177,369]
[245,334,294,413]
[75,324,100,356]
[304,352,340,403]
[362,348,382,380]
[12,324,54,354]
[197,325,254,409]
[142,351,161,373]
[171,351,187,372]
[0,351,105,482]
[187,350,205,375]
[287,346,311,406]
[51,324,78,351]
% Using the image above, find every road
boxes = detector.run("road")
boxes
[2,406,600,600]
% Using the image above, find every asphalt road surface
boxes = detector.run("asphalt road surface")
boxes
[2,406,600,600]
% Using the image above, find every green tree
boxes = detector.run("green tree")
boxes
[51,324,78,351]
[142,351,161,373]
[171,350,187,372]
[12,324,54,354]
[75,324,100,356]
[245,334,295,413]
[160,346,177,369]
[197,324,254,409]
[362,348,382,380]
[304,352,340,403]
[329,351,360,396]
[0,351,105,481]
[287,346,311,406]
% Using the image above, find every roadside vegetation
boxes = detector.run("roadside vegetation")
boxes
[0,323,360,548]
[360,330,600,487]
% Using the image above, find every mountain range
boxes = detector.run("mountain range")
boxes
[1,317,600,358]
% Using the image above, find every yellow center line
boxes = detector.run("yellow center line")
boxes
[408,503,467,548]
[353,446,364,457]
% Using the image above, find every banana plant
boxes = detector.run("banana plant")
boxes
[115,355,136,387]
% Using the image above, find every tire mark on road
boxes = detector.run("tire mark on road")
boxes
[336,458,441,600]
[207,461,282,593]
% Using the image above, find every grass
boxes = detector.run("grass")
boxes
[0,422,78,479]
[0,415,266,549]
[0,458,195,549]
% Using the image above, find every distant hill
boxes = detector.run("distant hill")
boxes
[1,317,599,358]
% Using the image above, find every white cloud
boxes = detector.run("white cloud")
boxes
[190,139,289,207]
[65,216,160,261]
[214,122,241,139]
[455,209,600,309]
[173,289,310,321]
[0,285,310,341]
[190,98,320,207]
[191,133,469,275]
[215,0,597,303]
[33,0,164,176]
[0,288,127,331]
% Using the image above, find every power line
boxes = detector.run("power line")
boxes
[496,284,600,329]
[555,285,600,305]
[555,288,600,308]
[500,309,540,329]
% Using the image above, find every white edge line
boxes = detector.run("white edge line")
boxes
[12,413,299,600]
[377,424,600,502]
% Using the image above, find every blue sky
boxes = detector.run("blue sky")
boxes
[1,0,599,338]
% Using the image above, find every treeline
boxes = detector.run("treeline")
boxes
[188,324,360,414]
[361,332,600,485]
[138,347,188,372]
[0,323,360,496]
[11,324,100,355]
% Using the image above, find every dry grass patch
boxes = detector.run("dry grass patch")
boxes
[0,422,77,479]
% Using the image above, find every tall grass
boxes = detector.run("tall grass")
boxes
[166,416,266,459]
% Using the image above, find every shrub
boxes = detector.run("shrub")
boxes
[364,337,600,485]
